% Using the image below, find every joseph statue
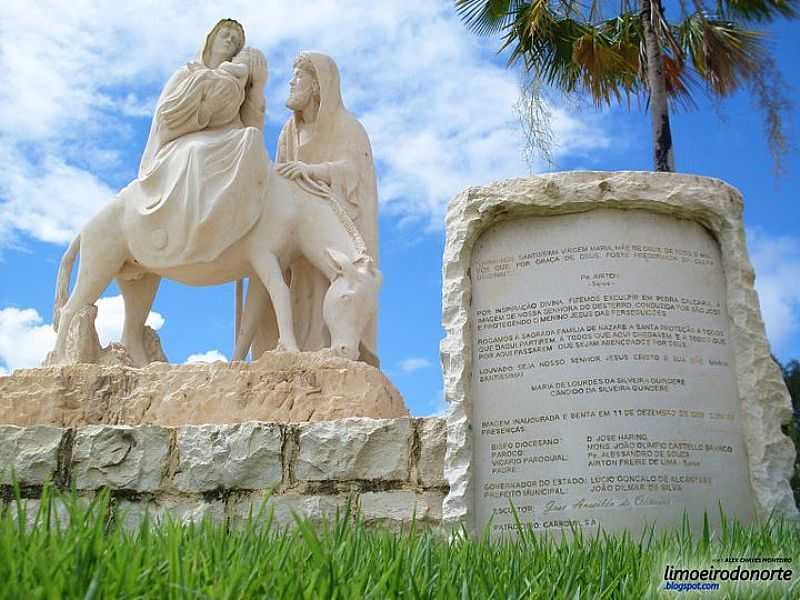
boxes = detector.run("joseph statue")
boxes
[245,51,379,365]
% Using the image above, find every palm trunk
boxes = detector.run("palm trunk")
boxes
[640,0,675,172]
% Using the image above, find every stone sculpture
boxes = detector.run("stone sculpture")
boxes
[237,51,380,366]
[2,20,408,529]
[441,172,798,536]
[47,20,382,368]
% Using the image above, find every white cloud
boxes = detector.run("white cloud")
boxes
[397,357,433,374]
[0,0,614,245]
[0,141,115,245]
[0,307,56,373]
[185,350,228,364]
[0,295,164,373]
[94,295,164,347]
[747,229,800,359]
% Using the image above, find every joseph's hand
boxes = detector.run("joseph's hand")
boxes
[277,161,313,180]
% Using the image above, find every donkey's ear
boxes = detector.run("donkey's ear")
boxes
[326,248,352,277]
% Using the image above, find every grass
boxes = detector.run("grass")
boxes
[1,487,798,599]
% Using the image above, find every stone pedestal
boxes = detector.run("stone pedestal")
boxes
[0,351,408,426]
[0,418,447,531]
[441,172,797,536]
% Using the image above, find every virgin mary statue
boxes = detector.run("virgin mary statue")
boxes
[121,19,269,269]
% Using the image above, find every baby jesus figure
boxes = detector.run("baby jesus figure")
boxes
[157,48,265,139]
[218,53,251,86]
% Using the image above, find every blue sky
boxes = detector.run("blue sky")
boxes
[0,2,798,416]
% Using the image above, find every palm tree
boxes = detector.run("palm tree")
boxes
[455,0,796,172]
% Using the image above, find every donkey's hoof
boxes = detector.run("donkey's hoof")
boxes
[275,341,300,353]
[330,344,358,361]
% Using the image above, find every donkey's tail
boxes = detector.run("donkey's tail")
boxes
[53,234,80,332]
[234,278,243,346]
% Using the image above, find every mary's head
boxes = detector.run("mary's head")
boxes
[202,19,245,68]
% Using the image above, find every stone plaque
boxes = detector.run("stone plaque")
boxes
[470,208,755,536]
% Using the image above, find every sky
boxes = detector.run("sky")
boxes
[0,1,798,416]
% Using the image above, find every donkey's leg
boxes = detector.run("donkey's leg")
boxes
[118,273,161,366]
[54,202,129,360]
[250,254,299,352]
[232,279,268,361]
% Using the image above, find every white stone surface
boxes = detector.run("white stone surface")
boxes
[359,491,444,525]
[173,422,282,492]
[72,425,170,492]
[471,208,755,535]
[47,26,380,369]
[246,51,380,366]
[0,418,449,530]
[44,305,102,366]
[116,497,225,531]
[295,418,412,482]
[0,352,408,426]
[229,492,350,528]
[417,418,447,488]
[0,425,64,485]
[43,305,166,368]
[441,172,798,532]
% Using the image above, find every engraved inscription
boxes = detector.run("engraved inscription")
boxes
[470,209,754,536]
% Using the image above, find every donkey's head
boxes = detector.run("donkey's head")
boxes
[322,249,382,361]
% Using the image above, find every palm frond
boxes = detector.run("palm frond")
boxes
[455,0,527,35]
[655,2,685,63]
[504,9,587,93]
[515,0,558,39]
[678,13,763,96]
[748,54,792,175]
[604,12,694,107]
[662,54,697,107]
[504,8,699,108]
[718,0,798,22]
[573,27,639,104]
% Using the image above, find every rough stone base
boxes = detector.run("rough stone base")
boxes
[43,304,167,367]
[0,351,409,426]
[0,418,447,531]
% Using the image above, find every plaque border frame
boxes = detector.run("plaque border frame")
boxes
[440,171,797,532]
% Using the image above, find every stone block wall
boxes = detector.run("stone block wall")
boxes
[0,417,447,530]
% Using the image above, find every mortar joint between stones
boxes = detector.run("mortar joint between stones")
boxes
[163,427,180,486]
[0,483,43,503]
[55,427,75,489]
[280,424,299,492]
[410,418,422,485]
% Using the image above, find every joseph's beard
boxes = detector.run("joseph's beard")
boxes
[286,94,306,111]
[287,91,319,112]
